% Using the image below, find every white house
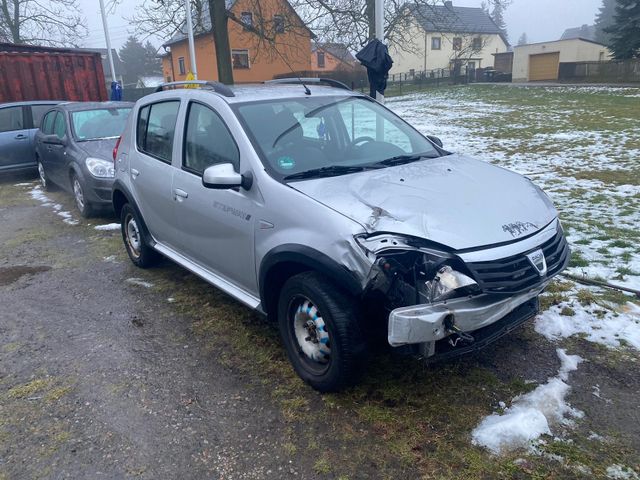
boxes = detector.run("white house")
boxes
[512,38,611,82]
[390,1,509,75]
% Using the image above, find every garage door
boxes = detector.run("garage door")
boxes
[529,52,560,81]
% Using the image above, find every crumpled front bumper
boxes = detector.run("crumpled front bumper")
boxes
[388,284,546,352]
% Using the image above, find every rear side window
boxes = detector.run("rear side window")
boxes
[0,106,24,133]
[41,111,56,134]
[53,112,66,139]
[136,101,179,163]
[183,103,239,174]
[31,105,55,127]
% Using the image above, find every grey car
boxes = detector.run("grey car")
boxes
[35,102,133,216]
[0,101,60,174]
[112,80,569,392]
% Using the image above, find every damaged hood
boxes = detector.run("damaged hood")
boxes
[289,154,557,251]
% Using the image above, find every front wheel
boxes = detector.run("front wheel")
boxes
[71,173,94,218]
[120,203,159,268]
[278,271,368,392]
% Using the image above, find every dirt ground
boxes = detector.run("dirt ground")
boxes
[1,171,639,480]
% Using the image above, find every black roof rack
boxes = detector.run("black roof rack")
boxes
[265,78,352,91]
[154,80,235,97]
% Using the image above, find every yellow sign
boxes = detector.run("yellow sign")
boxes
[185,72,197,88]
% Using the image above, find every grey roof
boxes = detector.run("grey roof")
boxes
[312,42,356,63]
[560,25,597,41]
[411,4,507,43]
[58,101,133,112]
[164,0,236,46]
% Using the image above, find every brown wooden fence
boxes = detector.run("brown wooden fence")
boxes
[558,60,640,84]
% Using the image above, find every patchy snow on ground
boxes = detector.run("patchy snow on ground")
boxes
[29,187,79,225]
[126,277,154,288]
[388,85,640,291]
[471,349,583,455]
[94,223,121,231]
[606,464,640,480]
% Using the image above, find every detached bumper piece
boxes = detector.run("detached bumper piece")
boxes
[427,297,538,362]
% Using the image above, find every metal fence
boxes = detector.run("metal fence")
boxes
[558,60,640,84]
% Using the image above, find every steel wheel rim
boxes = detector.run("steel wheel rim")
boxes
[73,178,85,211]
[289,295,331,373]
[125,213,141,258]
[38,163,46,188]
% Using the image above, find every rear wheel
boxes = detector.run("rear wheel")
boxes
[120,203,159,268]
[278,271,368,392]
[71,173,94,217]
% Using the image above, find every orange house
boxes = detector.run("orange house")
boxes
[161,0,312,84]
[310,42,359,72]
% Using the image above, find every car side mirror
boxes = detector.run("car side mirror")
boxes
[427,135,443,148]
[202,163,252,190]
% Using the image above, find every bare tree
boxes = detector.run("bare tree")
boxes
[0,0,87,46]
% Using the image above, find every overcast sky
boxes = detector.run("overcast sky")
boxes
[80,0,603,50]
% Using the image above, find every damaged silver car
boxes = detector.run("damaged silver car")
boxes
[112,79,569,392]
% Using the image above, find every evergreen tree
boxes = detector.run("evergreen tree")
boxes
[594,0,616,46]
[605,0,640,59]
[517,32,528,45]
[489,1,511,43]
[119,36,162,84]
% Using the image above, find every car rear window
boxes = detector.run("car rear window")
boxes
[0,106,24,133]
[136,101,179,163]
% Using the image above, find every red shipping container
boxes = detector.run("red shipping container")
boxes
[0,43,108,102]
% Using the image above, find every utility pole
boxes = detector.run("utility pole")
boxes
[375,0,384,104]
[98,0,117,84]
[185,0,198,78]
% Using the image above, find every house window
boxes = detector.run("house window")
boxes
[178,57,186,75]
[317,51,325,68]
[232,49,250,69]
[472,37,482,51]
[241,11,253,29]
[274,14,285,34]
[468,61,476,70]
[431,37,441,50]
[453,37,462,51]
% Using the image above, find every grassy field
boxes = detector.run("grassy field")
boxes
[5,84,640,479]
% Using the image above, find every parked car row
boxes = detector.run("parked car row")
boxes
[1,80,570,392]
[0,99,132,217]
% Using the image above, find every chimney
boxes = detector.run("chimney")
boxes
[444,1,453,8]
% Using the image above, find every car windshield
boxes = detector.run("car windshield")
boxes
[71,108,131,141]
[234,96,440,180]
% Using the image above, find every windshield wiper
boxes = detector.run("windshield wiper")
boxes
[376,153,437,167]
[284,164,381,181]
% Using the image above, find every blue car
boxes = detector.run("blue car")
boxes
[0,101,60,174]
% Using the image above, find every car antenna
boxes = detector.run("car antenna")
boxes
[273,47,311,95]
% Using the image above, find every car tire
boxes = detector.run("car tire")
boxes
[120,203,160,268]
[278,271,368,392]
[71,173,94,218]
[37,161,53,191]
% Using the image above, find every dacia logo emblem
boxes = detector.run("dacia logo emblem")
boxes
[526,249,547,276]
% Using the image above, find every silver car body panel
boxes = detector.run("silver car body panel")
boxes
[289,154,557,251]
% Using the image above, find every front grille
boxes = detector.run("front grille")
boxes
[466,228,570,294]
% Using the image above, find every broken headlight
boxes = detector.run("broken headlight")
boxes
[357,234,480,308]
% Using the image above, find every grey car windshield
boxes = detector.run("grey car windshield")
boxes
[235,96,439,180]
[71,108,131,141]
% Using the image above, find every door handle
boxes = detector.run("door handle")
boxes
[14,134,27,140]
[131,168,140,178]
[174,188,188,200]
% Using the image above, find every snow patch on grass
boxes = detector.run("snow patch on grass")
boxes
[471,349,583,455]
[606,464,639,479]
[94,223,120,231]
[126,277,154,288]
[535,300,640,350]
[29,187,79,225]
